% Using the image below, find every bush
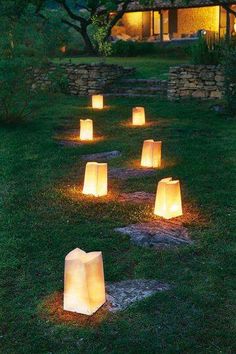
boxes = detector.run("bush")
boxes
[0,4,70,123]
[48,66,69,94]
[0,58,39,123]
[112,40,156,56]
[92,17,112,58]
[190,36,223,65]
[223,48,236,115]
[112,40,190,57]
[191,35,236,114]
[65,30,85,56]
[0,7,42,123]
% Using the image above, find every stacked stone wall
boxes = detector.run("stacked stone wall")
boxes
[32,63,135,96]
[32,62,226,100]
[168,65,224,100]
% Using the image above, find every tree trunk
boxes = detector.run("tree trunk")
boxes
[80,25,96,55]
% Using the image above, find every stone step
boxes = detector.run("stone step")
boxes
[103,93,159,97]
[119,78,166,85]
[123,67,136,76]
[112,86,165,93]
[108,78,168,96]
[107,86,167,96]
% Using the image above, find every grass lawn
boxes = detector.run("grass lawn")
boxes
[56,56,189,79]
[0,92,236,354]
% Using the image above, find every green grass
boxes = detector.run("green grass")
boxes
[0,93,236,354]
[56,56,188,79]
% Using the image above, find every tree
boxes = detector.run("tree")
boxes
[34,0,153,54]
[34,1,236,54]
[0,1,69,123]
[11,0,236,56]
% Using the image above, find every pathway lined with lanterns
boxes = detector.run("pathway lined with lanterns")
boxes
[57,94,189,320]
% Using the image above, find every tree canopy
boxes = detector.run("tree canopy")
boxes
[31,0,154,53]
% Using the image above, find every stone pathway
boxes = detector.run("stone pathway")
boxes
[81,150,121,161]
[106,279,170,312]
[115,219,191,249]
[109,168,156,179]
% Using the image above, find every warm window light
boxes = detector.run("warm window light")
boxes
[132,107,145,125]
[80,119,93,141]
[82,162,108,197]
[154,177,183,219]
[92,95,104,109]
[60,46,66,53]
[64,248,106,315]
[141,139,162,168]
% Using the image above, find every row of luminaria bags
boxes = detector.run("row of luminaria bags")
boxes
[64,95,183,316]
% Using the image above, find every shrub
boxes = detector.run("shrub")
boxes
[92,17,112,58]
[0,7,42,123]
[65,30,85,56]
[112,40,156,56]
[0,58,39,123]
[190,36,223,65]
[0,4,70,123]
[111,40,190,57]
[48,66,69,94]
[223,47,236,115]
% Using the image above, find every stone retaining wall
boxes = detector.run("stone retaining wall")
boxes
[168,65,224,100]
[32,63,226,100]
[32,63,135,96]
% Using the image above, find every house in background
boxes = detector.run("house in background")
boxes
[111,0,236,42]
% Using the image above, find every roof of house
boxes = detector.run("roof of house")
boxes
[126,0,236,11]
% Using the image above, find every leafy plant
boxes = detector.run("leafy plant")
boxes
[0,3,69,123]
[223,47,236,115]
[112,40,191,58]
[0,58,37,123]
[92,16,112,58]
[112,40,156,57]
[48,66,69,94]
[191,36,223,65]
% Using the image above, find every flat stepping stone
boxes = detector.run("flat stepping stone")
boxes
[81,150,121,161]
[104,93,159,98]
[55,129,81,147]
[55,129,104,147]
[57,140,82,147]
[106,279,170,312]
[41,279,170,326]
[109,168,156,179]
[55,128,79,137]
[115,219,192,249]
[121,121,158,128]
[118,191,155,204]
